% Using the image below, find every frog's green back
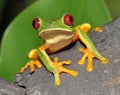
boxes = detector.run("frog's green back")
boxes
[0,0,111,81]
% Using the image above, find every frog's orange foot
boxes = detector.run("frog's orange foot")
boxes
[78,48,96,72]
[19,60,42,73]
[78,48,108,72]
[52,57,78,85]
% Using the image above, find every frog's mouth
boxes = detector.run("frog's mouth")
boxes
[39,28,74,40]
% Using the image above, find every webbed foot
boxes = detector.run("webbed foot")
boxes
[52,57,78,85]
[19,60,42,73]
[78,48,108,72]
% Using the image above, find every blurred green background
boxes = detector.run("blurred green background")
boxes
[0,0,120,40]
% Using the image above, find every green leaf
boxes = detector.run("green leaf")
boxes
[0,0,111,81]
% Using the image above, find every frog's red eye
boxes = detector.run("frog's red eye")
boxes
[64,14,74,26]
[32,18,40,30]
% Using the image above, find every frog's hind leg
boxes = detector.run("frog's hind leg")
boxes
[38,44,78,86]
[19,49,42,73]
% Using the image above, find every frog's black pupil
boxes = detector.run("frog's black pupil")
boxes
[69,16,73,22]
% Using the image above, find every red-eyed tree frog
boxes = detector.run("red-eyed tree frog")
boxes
[19,13,108,86]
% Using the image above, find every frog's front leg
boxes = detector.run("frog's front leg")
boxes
[74,23,108,72]
[38,44,78,85]
[19,49,42,73]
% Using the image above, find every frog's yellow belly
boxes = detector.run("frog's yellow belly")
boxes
[40,29,74,53]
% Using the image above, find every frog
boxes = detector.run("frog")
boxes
[19,13,108,86]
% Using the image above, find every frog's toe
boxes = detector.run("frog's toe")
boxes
[78,48,88,65]
[19,60,42,73]
[78,60,85,65]
[94,27,103,32]
[87,66,93,72]
[86,58,93,72]
[101,58,108,64]
[70,70,78,76]
[53,57,71,65]
[60,66,78,76]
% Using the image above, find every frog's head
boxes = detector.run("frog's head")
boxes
[32,14,74,39]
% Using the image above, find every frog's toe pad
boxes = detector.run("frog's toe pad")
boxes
[101,58,108,64]
[94,27,103,32]
[78,59,85,65]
